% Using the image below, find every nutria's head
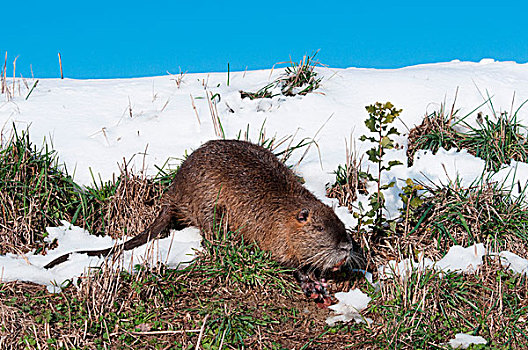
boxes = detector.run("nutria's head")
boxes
[288,204,365,273]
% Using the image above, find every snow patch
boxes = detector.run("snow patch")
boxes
[448,333,487,349]
[499,251,528,275]
[0,222,202,293]
[378,253,433,279]
[326,289,372,326]
[435,244,486,273]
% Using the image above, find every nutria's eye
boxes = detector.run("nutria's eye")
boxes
[296,208,310,222]
[314,225,324,232]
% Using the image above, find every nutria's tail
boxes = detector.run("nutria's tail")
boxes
[44,207,181,269]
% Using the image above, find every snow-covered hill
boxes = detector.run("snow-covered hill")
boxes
[1,59,528,291]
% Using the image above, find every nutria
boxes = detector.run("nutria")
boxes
[44,140,365,296]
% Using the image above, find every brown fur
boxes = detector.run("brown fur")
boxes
[45,140,364,271]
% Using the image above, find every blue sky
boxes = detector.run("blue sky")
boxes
[4,1,526,79]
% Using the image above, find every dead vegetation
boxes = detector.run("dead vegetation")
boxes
[0,229,364,349]
[2,242,526,349]
[0,128,171,255]
[1,52,38,101]
[80,164,168,241]
[326,139,368,212]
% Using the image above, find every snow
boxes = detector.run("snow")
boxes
[333,243,524,327]
[379,243,528,281]
[499,251,528,275]
[379,254,434,280]
[448,333,487,349]
[1,59,528,301]
[326,289,372,326]
[435,244,487,273]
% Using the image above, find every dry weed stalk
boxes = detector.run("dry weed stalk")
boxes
[1,52,6,94]
[207,91,224,138]
[190,93,201,125]
[168,68,187,88]
[58,52,63,79]
[12,56,18,94]
[78,263,123,322]
[0,53,37,101]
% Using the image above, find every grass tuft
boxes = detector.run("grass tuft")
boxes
[0,127,79,254]
[367,259,528,348]
[407,99,528,170]
[240,51,322,100]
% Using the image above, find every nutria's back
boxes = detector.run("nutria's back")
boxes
[166,140,363,271]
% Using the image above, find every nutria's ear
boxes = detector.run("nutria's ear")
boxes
[296,208,309,222]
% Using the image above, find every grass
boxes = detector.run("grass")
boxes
[0,128,80,254]
[2,123,528,348]
[407,99,528,171]
[406,176,528,258]
[240,52,322,100]
[3,252,528,348]
[366,258,528,348]
[0,227,346,349]
[235,120,313,165]
[329,165,528,268]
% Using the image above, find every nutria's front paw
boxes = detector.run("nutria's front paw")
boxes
[300,277,332,307]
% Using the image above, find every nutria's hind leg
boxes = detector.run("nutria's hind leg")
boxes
[193,203,227,239]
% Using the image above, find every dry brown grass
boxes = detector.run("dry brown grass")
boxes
[83,165,166,241]
[326,140,368,213]
[3,255,526,349]
[0,247,363,349]
[0,128,169,255]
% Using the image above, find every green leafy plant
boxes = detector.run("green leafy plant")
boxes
[357,102,403,235]
[399,178,425,236]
